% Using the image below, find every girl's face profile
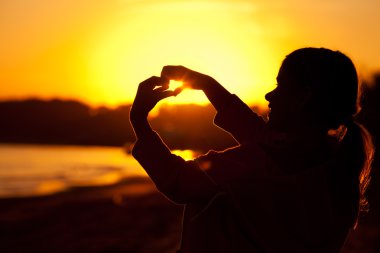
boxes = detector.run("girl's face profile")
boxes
[265,63,310,131]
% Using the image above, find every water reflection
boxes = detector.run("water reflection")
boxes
[0,144,198,198]
[172,149,198,160]
[0,144,145,197]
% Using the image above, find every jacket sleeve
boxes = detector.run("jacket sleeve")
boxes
[132,130,220,204]
[214,94,266,145]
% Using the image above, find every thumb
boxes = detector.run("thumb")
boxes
[161,65,189,81]
[156,90,176,101]
[173,87,183,96]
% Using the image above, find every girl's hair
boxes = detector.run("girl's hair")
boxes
[283,48,374,226]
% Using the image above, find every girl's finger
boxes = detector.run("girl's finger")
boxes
[139,76,169,90]
[153,85,169,93]
[173,87,183,96]
[156,90,176,101]
[161,66,189,81]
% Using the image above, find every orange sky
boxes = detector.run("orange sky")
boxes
[0,0,380,108]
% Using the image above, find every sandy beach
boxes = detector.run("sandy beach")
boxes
[0,176,379,253]
[0,177,183,253]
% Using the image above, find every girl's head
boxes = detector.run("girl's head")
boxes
[266,47,359,131]
[266,47,374,226]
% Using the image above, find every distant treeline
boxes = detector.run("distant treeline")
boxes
[1,73,379,152]
[0,99,237,151]
[1,99,134,147]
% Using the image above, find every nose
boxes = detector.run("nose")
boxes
[265,90,273,102]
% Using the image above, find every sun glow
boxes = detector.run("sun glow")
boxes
[11,0,380,108]
[169,80,184,91]
[86,1,284,108]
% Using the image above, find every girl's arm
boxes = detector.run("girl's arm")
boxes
[161,66,266,144]
[130,76,219,204]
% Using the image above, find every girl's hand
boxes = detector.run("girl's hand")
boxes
[130,76,181,121]
[161,65,232,112]
[161,65,215,90]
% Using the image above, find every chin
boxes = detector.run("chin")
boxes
[266,118,276,128]
[266,118,285,131]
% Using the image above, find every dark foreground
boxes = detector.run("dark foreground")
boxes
[0,178,183,253]
[0,177,379,253]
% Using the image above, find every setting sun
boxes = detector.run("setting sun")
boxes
[87,1,281,107]
[169,80,184,91]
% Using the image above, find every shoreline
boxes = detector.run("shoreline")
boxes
[0,176,153,201]
[0,177,184,253]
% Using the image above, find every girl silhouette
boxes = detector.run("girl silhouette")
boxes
[130,48,374,253]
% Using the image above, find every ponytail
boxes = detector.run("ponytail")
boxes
[348,121,374,213]
[337,120,374,226]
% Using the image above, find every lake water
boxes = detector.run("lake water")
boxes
[0,144,144,198]
[0,144,197,198]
